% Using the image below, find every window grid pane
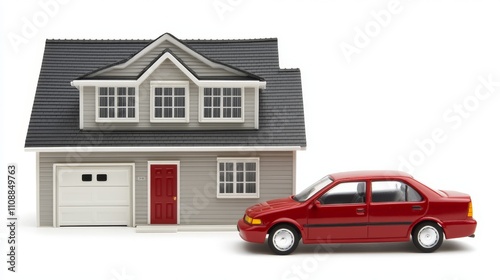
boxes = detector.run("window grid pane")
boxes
[153,86,186,119]
[204,87,242,119]
[98,87,136,119]
[218,160,258,196]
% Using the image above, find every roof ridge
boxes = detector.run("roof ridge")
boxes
[46,38,278,43]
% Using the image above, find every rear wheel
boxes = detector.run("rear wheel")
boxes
[412,222,443,253]
[268,224,300,255]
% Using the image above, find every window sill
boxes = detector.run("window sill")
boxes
[96,118,139,123]
[150,118,189,123]
[217,195,259,199]
[199,118,245,123]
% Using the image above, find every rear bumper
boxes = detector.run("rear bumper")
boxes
[442,219,477,239]
[237,218,268,243]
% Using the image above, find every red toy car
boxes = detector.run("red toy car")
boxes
[237,170,476,254]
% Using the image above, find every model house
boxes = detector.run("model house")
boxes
[25,33,306,229]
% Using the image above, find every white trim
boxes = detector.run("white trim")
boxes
[147,161,181,225]
[36,152,40,227]
[26,146,304,153]
[89,33,251,78]
[52,164,57,227]
[52,163,135,227]
[254,87,259,129]
[71,52,266,89]
[95,86,139,123]
[216,157,260,199]
[150,81,190,123]
[198,87,245,123]
[79,86,84,129]
[131,164,136,227]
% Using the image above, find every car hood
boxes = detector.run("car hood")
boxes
[246,196,300,216]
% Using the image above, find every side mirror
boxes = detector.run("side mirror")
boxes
[313,199,322,208]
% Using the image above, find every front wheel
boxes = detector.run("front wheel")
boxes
[268,224,300,255]
[412,222,443,253]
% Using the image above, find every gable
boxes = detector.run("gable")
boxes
[78,33,262,82]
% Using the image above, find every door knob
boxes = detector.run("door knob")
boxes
[173,196,177,201]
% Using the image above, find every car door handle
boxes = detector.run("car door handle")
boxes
[412,205,422,211]
[356,208,365,215]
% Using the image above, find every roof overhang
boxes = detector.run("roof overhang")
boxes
[25,146,305,153]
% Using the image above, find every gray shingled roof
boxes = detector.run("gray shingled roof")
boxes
[25,37,306,148]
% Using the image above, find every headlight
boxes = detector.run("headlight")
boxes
[244,215,262,225]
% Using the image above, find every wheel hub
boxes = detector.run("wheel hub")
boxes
[273,229,294,251]
[418,226,439,248]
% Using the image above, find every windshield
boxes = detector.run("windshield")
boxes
[294,176,333,202]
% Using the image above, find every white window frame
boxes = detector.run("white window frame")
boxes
[199,87,245,123]
[150,81,190,123]
[95,86,139,122]
[217,157,259,199]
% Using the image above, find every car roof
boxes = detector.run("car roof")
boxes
[329,170,413,181]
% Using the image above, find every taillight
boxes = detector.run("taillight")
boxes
[467,202,473,218]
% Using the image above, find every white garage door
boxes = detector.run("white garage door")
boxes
[55,164,133,226]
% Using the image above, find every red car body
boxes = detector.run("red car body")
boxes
[237,170,476,254]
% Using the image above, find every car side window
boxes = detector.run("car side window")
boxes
[371,181,422,202]
[318,181,366,205]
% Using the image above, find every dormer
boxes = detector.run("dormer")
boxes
[71,33,266,130]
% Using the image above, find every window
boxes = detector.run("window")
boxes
[82,174,92,182]
[150,81,189,122]
[371,181,423,202]
[202,87,243,122]
[294,176,333,202]
[96,174,107,182]
[97,87,137,121]
[318,181,366,204]
[217,158,259,198]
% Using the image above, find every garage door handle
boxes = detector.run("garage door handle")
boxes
[412,205,422,211]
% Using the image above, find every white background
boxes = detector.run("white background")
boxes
[1,0,499,279]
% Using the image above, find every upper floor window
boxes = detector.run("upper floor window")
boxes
[201,87,243,122]
[150,81,189,123]
[97,87,138,122]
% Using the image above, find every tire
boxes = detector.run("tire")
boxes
[412,222,443,253]
[268,224,300,255]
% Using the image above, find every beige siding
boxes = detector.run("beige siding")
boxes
[38,151,294,226]
[83,59,256,130]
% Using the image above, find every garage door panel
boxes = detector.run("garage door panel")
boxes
[59,207,130,226]
[56,164,133,227]
[58,167,131,187]
[59,187,130,206]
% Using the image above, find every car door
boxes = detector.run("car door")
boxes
[368,180,427,239]
[306,181,368,242]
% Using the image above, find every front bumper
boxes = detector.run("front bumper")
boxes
[237,218,268,243]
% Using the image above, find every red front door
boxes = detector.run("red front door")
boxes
[150,164,177,224]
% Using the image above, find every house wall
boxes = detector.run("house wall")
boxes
[82,59,257,130]
[38,151,294,226]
